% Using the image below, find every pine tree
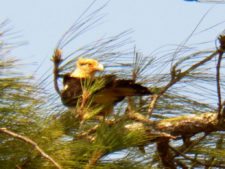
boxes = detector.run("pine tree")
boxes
[1,3,225,169]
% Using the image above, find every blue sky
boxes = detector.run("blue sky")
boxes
[0,0,225,75]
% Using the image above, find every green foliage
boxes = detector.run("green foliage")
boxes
[0,25,68,169]
[1,4,225,168]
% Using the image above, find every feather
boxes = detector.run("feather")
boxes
[60,58,152,118]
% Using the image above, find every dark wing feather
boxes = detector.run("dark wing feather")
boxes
[61,74,83,107]
[61,74,152,108]
[93,76,152,105]
[61,74,114,107]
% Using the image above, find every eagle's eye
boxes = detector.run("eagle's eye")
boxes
[80,63,86,66]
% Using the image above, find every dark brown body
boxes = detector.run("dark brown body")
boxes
[61,74,152,117]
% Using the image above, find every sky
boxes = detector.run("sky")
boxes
[0,0,225,75]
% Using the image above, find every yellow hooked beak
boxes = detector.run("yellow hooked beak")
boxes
[96,63,104,71]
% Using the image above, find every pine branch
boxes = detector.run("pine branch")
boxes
[148,94,159,117]
[0,128,62,169]
[85,150,105,169]
[169,145,225,168]
[217,35,225,120]
[76,111,225,147]
[148,50,219,116]
[176,134,208,156]
[52,48,63,96]
[157,139,176,169]
[155,112,224,136]
[216,51,223,117]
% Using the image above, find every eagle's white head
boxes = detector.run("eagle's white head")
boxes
[70,58,104,78]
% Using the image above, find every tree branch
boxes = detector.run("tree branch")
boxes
[52,48,63,96]
[77,111,225,145]
[155,112,224,136]
[148,94,159,118]
[157,139,176,169]
[85,150,105,169]
[216,51,223,117]
[169,145,207,167]
[176,134,208,157]
[148,50,219,116]
[0,128,62,169]
[217,35,225,120]
[169,145,225,168]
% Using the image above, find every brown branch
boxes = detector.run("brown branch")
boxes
[157,139,176,169]
[85,150,105,169]
[0,128,62,169]
[218,35,225,51]
[148,51,219,116]
[217,34,225,119]
[169,145,225,168]
[78,111,224,146]
[76,124,99,140]
[163,50,219,95]
[174,159,188,169]
[125,111,224,146]
[75,111,224,167]
[155,112,225,137]
[15,165,22,169]
[147,94,159,118]
[169,145,207,167]
[175,134,208,157]
[127,111,153,125]
[216,51,223,119]
[52,48,63,96]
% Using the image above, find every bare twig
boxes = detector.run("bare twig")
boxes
[148,94,159,118]
[170,145,207,167]
[76,124,99,140]
[85,150,105,169]
[127,111,153,125]
[155,112,223,136]
[216,51,223,119]
[175,159,188,169]
[148,50,219,115]
[177,134,208,156]
[0,128,62,169]
[165,51,218,94]
[169,145,225,168]
[157,139,176,169]
[52,48,63,96]
[15,165,22,169]
[217,35,225,119]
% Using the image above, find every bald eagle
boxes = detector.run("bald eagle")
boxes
[61,58,152,119]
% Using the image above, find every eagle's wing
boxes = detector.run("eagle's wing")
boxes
[60,74,115,107]
[61,74,83,107]
[61,74,152,116]
[93,75,152,105]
